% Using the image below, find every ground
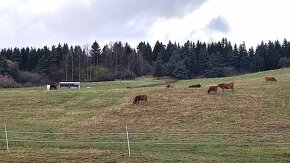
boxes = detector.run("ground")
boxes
[0,70,290,162]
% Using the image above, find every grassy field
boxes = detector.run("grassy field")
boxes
[0,69,290,162]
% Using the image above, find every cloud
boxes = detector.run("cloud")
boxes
[0,0,208,48]
[205,16,230,33]
[46,0,208,40]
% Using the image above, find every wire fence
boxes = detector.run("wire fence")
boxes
[1,125,290,156]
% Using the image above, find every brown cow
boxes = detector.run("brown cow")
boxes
[133,95,147,104]
[207,86,218,94]
[265,76,277,82]
[166,84,174,88]
[218,82,234,92]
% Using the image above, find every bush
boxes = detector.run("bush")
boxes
[17,71,41,84]
[93,67,111,81]
[99,72,116,81]
[115,70,136,80]
[0,75,19,88]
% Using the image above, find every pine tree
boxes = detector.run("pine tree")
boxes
[153,53,164,77]
[255,41,267,71]
[137,42,153,63]
[91,41,101,67]
[165,50,181,76]
[19,47,29,71]
[278,57,290,67]
[45,45,63,81]
[272,40,282,69]
[231,44,239,68]
[0,54,6,74]
[205,52,225,78]
[282,39,290,58]
[101,45,110,68]
[172,60,188,79]
[152,41,165,62]
[239,43,250,72]
[197,43,209,75]
[74,45,83,81]
[11,48,22,64]
[164,41,177,63]
[69,46,75,81]
[250,54,265,72]
[223,40,233,66]
[62,44,70,81]
[28,48,38,72]
[37,46,51,75]
[181,41,196,77]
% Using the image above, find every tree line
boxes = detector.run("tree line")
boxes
[0,38,290,87]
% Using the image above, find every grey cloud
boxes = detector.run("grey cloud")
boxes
[206,16,230,33]
[47,0,208,40]
[0,0,208,47]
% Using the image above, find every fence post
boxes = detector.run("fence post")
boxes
[125,125,131,157]
[4,124,9,152]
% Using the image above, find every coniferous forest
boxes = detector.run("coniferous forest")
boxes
[1,38,290,87]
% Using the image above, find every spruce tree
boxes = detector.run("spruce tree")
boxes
[205,52,225,78]
[152,41,165,62]
[91,41,101,67]
[153,57,163,77]
[12,48,22,64]
[0,54,6,74]
[197,43,209,75]
[238,43,250,72]
[250,54,265,72]
[137,42,153,64]
[172,60,188,79]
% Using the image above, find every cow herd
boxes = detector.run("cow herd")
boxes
[208,82,234,94]
[133,76,277,104]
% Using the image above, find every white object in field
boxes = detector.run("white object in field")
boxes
[126,125,131,157]
[4,124,9,152]
[46,85,50,91]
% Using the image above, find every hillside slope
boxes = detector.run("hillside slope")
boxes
[0,69,290,162]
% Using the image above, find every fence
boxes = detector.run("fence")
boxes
[1,124,290,157]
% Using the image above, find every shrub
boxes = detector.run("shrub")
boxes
[17,71,41,84]
[99,72,116,81]
[0,75,19,88]
[115,70,136,80]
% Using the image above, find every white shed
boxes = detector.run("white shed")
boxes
[59,82,80,89]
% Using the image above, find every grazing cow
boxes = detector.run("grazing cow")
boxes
[207,86,218,94]
[218,82,234,92]
[50,85,57,90]
[166,84,174,88]
[189,84,202,88]
[133,95,147,104]
[265,76,277,82]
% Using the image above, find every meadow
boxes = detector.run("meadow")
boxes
[0,69,290,162]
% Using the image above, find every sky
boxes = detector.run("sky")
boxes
[0,0,290,49]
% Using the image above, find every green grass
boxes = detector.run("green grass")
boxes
[0,69,290,162]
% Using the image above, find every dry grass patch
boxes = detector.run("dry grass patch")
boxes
[67,82,273,134]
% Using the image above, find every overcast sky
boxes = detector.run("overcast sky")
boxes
[1,0,290,49]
